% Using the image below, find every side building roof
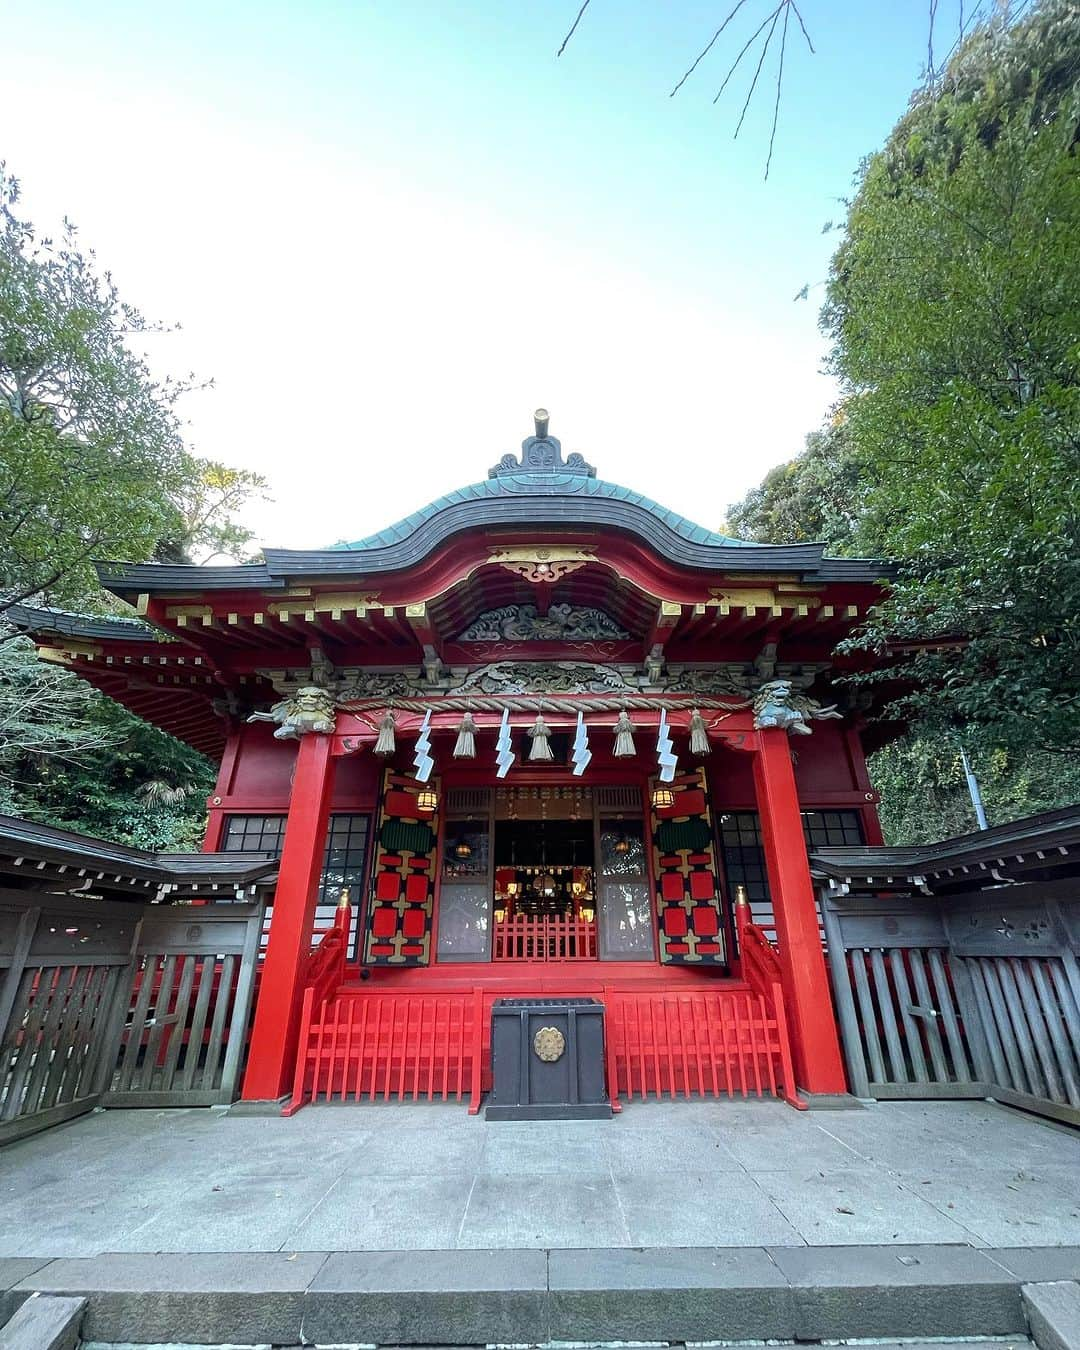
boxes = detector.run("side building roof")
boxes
[0,812,278,901]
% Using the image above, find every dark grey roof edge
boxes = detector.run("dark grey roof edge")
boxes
[810,804,1080,882]
[4,603,164,643]
[0,813,278,889]
[262,494,833,574]
[94,510,891,594]
[95,559,281,594]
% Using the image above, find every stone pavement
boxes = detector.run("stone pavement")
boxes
[2,1097,1079,1256]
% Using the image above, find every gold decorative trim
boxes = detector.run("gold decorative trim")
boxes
[533,1026,566,1062]
[488,546,595,584]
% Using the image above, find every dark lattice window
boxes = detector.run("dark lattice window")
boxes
[802,810,864,847]
[717,809,864,940]
[221,813,371,959]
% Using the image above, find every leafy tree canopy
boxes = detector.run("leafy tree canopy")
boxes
[723,414,865,551]
[0,638,214,849]
[726,2,1080,838]
[820,0,1080,755]
[0,167,269,847]
[0,166,267,609]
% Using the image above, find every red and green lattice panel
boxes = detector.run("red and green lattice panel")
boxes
[363,769,440,966]
[650,766,727,965]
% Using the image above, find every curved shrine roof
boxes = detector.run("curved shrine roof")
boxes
[332,472,756,553]
[93,416,888,595]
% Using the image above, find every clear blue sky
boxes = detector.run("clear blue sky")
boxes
[1,2,948,549]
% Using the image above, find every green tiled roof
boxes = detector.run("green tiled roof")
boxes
[330,475,755,551]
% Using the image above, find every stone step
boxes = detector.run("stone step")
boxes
[0,1294,86,1350]
[4,1246,1074,1347]
[81,1342,1039,1350]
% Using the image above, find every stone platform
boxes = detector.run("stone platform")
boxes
[2,1097,1079,1254]
[1,1098,1078,1345]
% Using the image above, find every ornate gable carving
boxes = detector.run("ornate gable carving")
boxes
[456,604,630,643]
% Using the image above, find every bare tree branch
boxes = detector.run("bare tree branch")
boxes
[765,3,791,180]
[733,4,784,135]
[557,0,592,57]
[789,0,815,53]
[670,0,752,97]
[713,4,783,106]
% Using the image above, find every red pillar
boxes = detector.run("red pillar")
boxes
[242,732,336,1101]
[753,728,848,1094]
[202,728,242,852]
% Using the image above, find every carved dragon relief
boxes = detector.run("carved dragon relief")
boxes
[455,603,630,643]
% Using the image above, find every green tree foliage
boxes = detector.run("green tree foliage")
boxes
[871,736,1080,844]
[726,2,1080,841]
[0,168,267,848]
[822,0,1080,755]
[155,458,268,565]
[0,168,191,611]
[0,166,269,604]
[724,416,865,550]
[0,638,213,848]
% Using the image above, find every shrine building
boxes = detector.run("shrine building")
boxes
[15,413,895,1112]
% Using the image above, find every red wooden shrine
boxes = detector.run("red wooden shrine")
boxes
[16,413,895,1111]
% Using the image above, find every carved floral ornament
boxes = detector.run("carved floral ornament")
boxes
[486,546,596,584]
[247,662,841,740]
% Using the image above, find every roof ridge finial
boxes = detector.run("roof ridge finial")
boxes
[488,409,596,481]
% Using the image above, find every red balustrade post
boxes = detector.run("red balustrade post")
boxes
[752,728,847,1095]
[242,732,337,1102]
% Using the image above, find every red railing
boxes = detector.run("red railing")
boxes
[285,989,485,1116]
[492,915,597,962]
[603,986,804,1110]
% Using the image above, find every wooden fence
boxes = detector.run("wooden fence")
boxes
[821,879,1080,1126]
[1,893,265,1143]
[105,902,265,1108]
[0,893,139,1144]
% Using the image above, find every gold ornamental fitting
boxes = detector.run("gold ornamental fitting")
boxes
[337,887,352,909]
[734,883,749,907]
[533,1026,566,1062]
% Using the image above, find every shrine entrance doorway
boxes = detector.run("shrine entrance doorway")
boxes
[493,818,596,960]
[436,785,656,964]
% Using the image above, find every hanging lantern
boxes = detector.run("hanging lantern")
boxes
[528,713,554,761]
[537,873,557,898]
[689,708,711,757]
[453,712,477,759]
[613,710,636,758]
[374,711,397,756]
[453,837,473,860]
[415,786,438,814]
[652,785,675,810]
